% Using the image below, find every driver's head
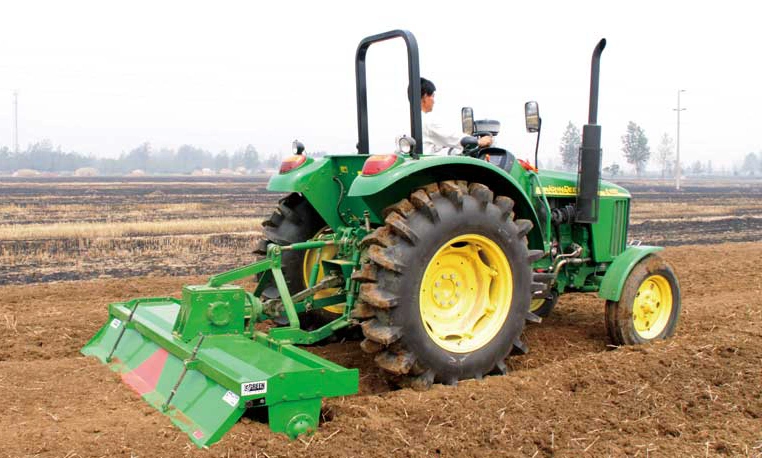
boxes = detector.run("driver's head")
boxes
[421,78,436,113]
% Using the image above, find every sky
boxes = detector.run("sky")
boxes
[1,0,760,172]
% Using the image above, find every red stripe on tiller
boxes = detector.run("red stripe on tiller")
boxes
[122,348,170,395]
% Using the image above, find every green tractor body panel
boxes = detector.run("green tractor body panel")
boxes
[268,155,369,229]
[532,169,631,263]
[598,245,664,301]
[348,155,536,219]
[269,153,544,248]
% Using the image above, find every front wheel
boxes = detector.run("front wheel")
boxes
[530,289,559,319]
[605,255,681,345]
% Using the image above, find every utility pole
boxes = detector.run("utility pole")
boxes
[673,89,686,190]
[13,90,19,154]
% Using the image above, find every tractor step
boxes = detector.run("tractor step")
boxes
[82,297,358,447]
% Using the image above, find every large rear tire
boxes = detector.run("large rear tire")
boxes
[605,254,681,345]
[356,181,542,388]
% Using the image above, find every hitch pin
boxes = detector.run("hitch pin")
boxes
[162,334,206,412]
[363,210,371,232]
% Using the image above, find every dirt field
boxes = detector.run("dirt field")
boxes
[1,178,761,457]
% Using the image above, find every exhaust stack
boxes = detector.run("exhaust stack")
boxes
[575,38,607,224]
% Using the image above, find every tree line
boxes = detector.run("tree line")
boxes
[0,141,283,174]
[740,152,762,176]
[557,121,757,177]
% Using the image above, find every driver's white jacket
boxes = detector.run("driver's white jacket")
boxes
[422,111,465,155]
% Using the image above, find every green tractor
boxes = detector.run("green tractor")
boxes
[82,30,681,447]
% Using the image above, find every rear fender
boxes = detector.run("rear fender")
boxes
[348,156,543,248]
[599,245,664,301]
[267,156,368,230]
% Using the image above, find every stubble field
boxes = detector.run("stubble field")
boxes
[1,177,760,457]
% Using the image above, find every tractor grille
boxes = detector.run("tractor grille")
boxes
[610,199,628,256]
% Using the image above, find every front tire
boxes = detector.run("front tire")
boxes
[357,181,542,388]
[605,254,681,345]
[530,289,559,318]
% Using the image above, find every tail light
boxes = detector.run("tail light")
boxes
[279,155,307,174]
[362,154,398,175]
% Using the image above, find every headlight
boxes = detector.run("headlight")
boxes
[395,135,416,155]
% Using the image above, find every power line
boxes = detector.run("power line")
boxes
[673,89,686,190]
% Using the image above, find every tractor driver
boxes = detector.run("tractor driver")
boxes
[421,77,493,155]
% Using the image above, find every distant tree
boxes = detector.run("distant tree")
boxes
[97,157,123,174]
[177,144,213,173]
[621,121,651,177]
[690,160,704,175]
[242,145,259,169]
[230,145,260,170]
[603,163,621,177]
[741,152,760,176]
[655,133,675,178]
[123,142,151,172]
[706,160,713,175]
[265,153,281,168]
[149,147,177,173]
[0,145,14,171]
[26,139,55,171]
[214,151,230,170]
[559,122,581,171]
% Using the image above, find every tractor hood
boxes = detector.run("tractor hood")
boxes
[534,169,630,199]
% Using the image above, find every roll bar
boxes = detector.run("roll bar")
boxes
[355,30,422,156]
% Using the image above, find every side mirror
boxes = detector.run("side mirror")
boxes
[461,107,474,135]
[524,102,541,133]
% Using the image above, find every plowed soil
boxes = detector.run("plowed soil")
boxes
[2,242,761,457]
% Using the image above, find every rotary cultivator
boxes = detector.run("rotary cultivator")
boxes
[83,30,682,447]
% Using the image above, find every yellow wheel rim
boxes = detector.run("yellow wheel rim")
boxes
[530,298,545,312]
[419,234,512,353]
[632,274,673,339]
[302,227,343,314]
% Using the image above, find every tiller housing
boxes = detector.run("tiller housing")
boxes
[83,232,365,447]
